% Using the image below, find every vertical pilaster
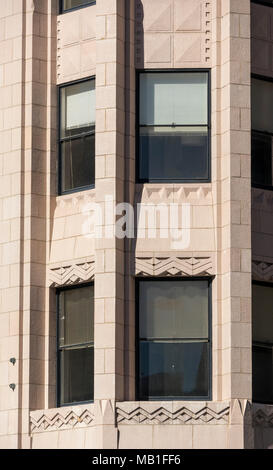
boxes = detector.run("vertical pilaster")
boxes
[94,0,126,402]
[220,0,252,403]
[0,0,25,450]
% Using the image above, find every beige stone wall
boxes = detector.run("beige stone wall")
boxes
[0,0,267,449]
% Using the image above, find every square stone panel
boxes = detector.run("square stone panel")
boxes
[174,0,202,32]
[144,33,171,64]
[142,0,172,32]
[174,34,201,64]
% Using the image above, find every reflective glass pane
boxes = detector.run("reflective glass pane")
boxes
[139,341,209,399]
[61,80,95,138]
[252,78,273,134]
[251,132,273,187]
[60,346,94,405]
[59,285,94,347]
[253,284,273,344]
[253,345,273,404]
[140,73,208,126]
[61,133,95,192]
[139,127,208,181]
[62,0,93,13]
[139,281,209,340]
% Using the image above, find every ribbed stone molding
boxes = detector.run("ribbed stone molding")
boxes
[30,405,95,433]
[133,254,214,277]
[252,259,273,283]
[48,257,95,287]
[253,404,273,427]
[116,402,230,425]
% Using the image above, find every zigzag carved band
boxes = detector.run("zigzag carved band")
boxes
[49,259,95,287]
[116,404,230,425]
[134,256,213,277]
[30,407,95,433]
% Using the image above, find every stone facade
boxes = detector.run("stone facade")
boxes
[0,0,272,449]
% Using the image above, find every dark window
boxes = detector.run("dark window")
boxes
[57,284,94,406]
[252,283,273,404]
[252,77,273,189]
[60,0,95,13]
[138,71,210,183]
[59,78,95,194]
[137,279,211,400]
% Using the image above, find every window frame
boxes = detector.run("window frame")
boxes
[58,76,96,196]
[56,282,95,407]
[135,277,212,401]
[136,69,211,184]
[251,73,273,191]
[59,0,96,14]
[252,280,273,404]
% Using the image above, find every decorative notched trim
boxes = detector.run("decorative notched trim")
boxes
[30,406,95,433]
[49,258,95,287]
[253,404,273,427]
[134,255,213,277]
[252,259,273,283]
[116,402,230,425]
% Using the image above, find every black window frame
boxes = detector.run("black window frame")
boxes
[56,282,94,407]
[136,69,211,184]
[59,0,96,14]
[252,280,273,405]
[135,277,212,401]
[58,76,95,195]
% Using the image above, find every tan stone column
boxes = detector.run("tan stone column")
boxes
[220,0,252,404]
[94,0,126,403]
[0,0,25,450]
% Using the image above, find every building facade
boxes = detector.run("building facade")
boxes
[0,0,273,449]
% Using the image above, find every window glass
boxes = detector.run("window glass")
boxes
[59,285,94,347]
[253,284,273,344]
[252,283,273,404]
[253,345,273,403]
[59,78,95,193]
[139,280,208,339]
[138,71,209,182]
[140,341,209,399]
[60,347,94,404]
[138,279,210,400]
[139,127,208,181]
[61,80,95,138]
[58,285,94,406]
[251,78,273,188]
[251,132,273,187]
[252,78,273,134]
[140,73,208,126]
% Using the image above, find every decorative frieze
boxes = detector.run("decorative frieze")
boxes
[253,404,273,427]
[116,402,230,425]
[49,258,95,287]
[30,406,95,433]
[252,259,273,283]
[134,255,213,277]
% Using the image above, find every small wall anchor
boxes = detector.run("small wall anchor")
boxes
[9,358,16,365]
[9,384,16,391]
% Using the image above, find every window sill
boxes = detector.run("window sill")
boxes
[56,186,95,201]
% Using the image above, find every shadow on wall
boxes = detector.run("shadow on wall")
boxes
[254,427,273,449]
